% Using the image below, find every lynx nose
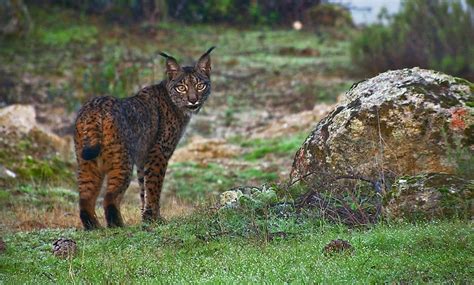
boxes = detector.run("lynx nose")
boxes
[188,95,198,104]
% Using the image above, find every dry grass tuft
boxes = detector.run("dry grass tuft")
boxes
[1,193,195,232]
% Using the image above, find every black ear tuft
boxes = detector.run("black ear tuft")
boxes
[202,46,216,58]
[196,46,216,77]
[159,51,181,80]
[158,51,171,59]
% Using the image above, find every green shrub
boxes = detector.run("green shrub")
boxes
[351,0,474,80]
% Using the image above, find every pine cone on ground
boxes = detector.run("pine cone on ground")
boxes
[52,238,77,259]
[323,239,353,255]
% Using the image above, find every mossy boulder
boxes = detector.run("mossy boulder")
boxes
[291,68,473,183]
[384,173,473,220]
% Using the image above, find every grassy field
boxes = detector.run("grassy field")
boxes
[1,217,472,283]
[1,5,472,284]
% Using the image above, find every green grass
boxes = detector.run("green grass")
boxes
[39,25,98,47]
[231,133,307,161]
[166,162,279,201]
[1,218,472,283]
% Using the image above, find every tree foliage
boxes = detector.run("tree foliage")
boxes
[351,0,474,80]
[24,0,320,25]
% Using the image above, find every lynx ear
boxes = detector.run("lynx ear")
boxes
[196,46,215,77]
[159,52,181,80]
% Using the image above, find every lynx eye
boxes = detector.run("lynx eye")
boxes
[196,83,206,91]
[175,85,187,93]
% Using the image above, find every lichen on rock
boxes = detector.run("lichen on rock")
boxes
[384,173,473,220]
[218,185,278,209]
[291,68,473,183]
[290,68,473,220]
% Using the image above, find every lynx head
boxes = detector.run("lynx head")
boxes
[159,47,215,114]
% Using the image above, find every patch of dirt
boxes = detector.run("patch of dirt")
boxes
[171,136,243,164]
[278,47,321,57]
[250,103,335,139]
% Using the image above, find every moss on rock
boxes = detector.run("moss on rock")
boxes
[384,173,473,221]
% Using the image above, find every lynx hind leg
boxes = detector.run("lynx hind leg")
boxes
[77,160,104,230]
[103,153,133,228]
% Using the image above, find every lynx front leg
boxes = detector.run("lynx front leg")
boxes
[77,160,104,230]
[142,151,168,223]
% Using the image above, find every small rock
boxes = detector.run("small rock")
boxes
[323,239,354,255]
[0,104,36,134]
[0,164,16,179]
[219,185,279,209]
[219,190,243,207]
[52,238,77,259]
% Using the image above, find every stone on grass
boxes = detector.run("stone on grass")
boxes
[290,68,473,220]
[219,190,243,207]
[291,67,473,182]
[52,238,77,259]
[219,185,279,209]
[323,239,354,255]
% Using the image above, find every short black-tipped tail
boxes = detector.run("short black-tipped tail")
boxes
[81,144,101,160]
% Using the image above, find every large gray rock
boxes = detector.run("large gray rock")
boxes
[290,68,473,183]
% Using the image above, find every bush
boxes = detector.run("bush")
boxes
[351,0,474,80]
